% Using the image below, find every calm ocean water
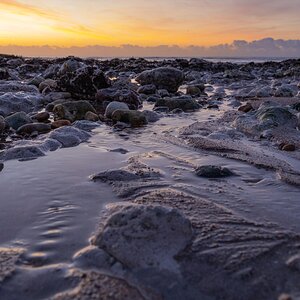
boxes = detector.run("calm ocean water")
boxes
[94,56,292,64]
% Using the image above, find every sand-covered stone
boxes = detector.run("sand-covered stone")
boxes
[93,204,193,271]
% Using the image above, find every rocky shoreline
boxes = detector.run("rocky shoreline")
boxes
[0,55,300,299]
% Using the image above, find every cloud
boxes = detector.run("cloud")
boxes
[0,0,60,20]
[0,38,300,58]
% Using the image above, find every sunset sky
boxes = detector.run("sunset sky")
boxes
[0,0,300,47]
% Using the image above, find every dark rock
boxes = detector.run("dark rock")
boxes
[51,120,72,129]
[207,104,219,109]
[91,169,139,182]
[53,100,96,122]
[17,123,51,135]
[109,148,129,154]
[137,84,157,95]
[85,111,99,122]
[238,103,253,113]
[186,85,202,96]
[195,165,234,178]
[32,111,50,122]
[147,96,161,103]
[0,116,5,133]
[279,143,296,152]
[95,88,141,111]
[153,106,170,113]
[111,110,148,127]
[155,97,200,112]
[5,112,32,130]
[104,101,129,118]
[39,79,57,92]
[0,68,10,80]
[136,67,184,93]
[57,66,110,99]
[256,106,298,128]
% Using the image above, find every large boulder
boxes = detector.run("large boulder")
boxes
[154,96,200,112]
[95,88,141,111]
[5,112,32,130]
[53,100,96,122]
[57,66,110,99]
[136,67,184,93]
[111,110,148,127]
[0,92,42,116]
[93,204,193,270]
[104,101,129,118]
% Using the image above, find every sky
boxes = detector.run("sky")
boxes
[0,0,300,56]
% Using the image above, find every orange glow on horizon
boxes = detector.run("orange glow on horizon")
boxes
[0,0,299,48]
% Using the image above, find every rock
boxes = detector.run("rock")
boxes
[186,85,202,96]
[249,86,273,98]
[58,58,82,76]
[154,96,200,112]
[5,112,32,130]
[0,68,10,80]
[93,204,193,270]
[256,106,298,128]
[16,123,51,135]
[73,246,114,270]
[57,66,110,99]
[91,170,140,182]
[111,110,148,127]
[0,162,3,172]
[51,120,71,129]
[0,116,5,133]
[137,84,157,95]
[85,111,99,122]
[136,67,184,93]
[142,110,160,123]
[157,89,170,97]
[286,254,300,272]
[32,111,50,122]
[109,148,129,154]
[207,104,219,109]
[238,103,253,113]
[279,144,296,152]
[43,63,60,79]
[146,95,161,103]
[0,145,45,161]
[195,165,234,178]
[39,79,57,93]
[53,100,96,122]
[0,82,38,94]
[73,120,100,131]
[154,106,170,113]
[95,88,141,110]
[275,85,297,97]
[45,99,71,112]
[171,108,184,114]
[27,75,45,87]
[49,126,90,148]
[104,101,129,118]
[0,92,42,116]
